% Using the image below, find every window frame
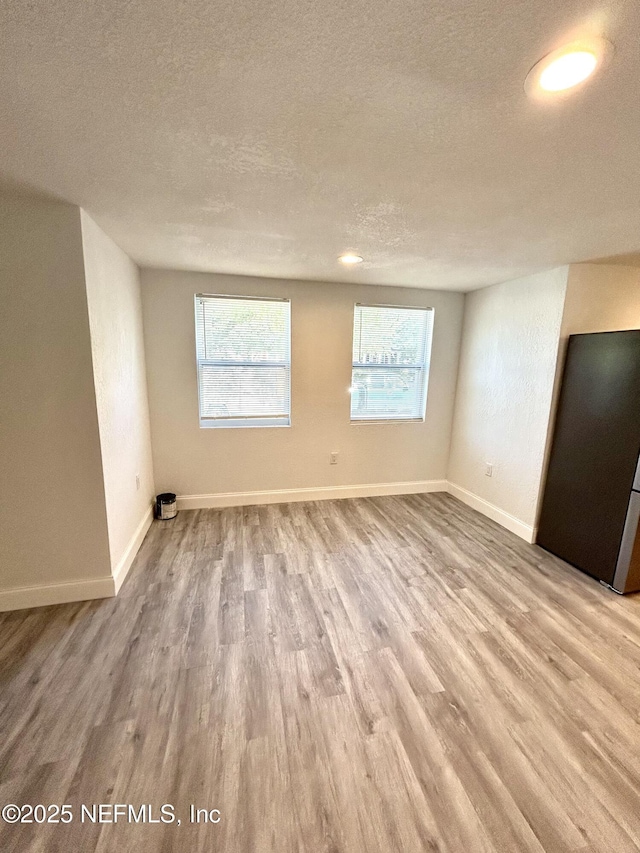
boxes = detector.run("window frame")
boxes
[350,302,434,425]
[194,293,292,429]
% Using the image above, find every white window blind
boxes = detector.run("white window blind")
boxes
[351,304,434,422]
[195,294,291,428]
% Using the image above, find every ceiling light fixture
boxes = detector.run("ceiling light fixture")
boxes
[339,253,363,265]
[525,37,613,99]
[540,51,597,91]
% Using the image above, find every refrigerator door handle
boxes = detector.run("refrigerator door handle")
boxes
[612,491,640,594]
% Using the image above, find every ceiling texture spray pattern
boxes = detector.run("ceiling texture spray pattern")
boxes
[1,0,639,290]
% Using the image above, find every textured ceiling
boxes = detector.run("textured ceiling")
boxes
[1,0,640,291]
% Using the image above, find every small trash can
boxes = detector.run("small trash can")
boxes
[156,492,177,520]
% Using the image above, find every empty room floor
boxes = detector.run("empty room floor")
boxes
[1,493,640,852]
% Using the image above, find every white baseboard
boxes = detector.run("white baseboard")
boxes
[0,576,115,613]
[446,482,535,543]
[112,505,154,594]
[0,506,154,612]
[177,479,448,510]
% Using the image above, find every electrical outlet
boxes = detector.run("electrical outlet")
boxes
[330,451,339,465]
[485,463,493,478]
[136,473,141,490]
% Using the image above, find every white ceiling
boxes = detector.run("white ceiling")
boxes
[1,0,640,291]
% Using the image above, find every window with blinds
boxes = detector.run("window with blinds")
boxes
[351,304,434,422]
[195,294,291,428]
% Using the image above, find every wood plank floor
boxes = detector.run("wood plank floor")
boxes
[1,493,640,852]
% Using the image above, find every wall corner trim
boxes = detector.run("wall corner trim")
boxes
[446,482,536,543]
[0,576,115,613]
[176,480,448,510]
[112,505,154,594]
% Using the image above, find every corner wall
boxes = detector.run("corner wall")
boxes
[81,212,155,591]
[532,262,640,532]
[447,267,569,540]
[0,194,112,609]
[562,263,640,335]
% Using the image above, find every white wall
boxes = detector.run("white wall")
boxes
[447,267,569,539]
[562,263,640,336]
[0,194,112,606]
[141,269,464,502]
[81,212,155,588]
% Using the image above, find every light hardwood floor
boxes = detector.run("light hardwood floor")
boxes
[1,493,640,852]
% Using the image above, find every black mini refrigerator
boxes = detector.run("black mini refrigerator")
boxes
[537,329,640,594]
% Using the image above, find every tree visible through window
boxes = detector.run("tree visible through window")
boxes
[351,304,434,421]
[195,294,291,428]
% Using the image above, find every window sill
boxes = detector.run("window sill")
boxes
[350,418,425,425]
[200,418,291,429]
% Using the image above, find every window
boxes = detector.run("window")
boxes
[195,294,291,428]
[351,304,433,422]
